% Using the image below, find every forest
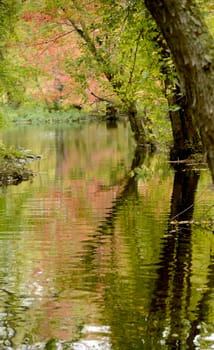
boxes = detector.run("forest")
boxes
[0,0,214,182]
[0,1,213,350]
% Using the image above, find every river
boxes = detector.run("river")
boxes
[0,122,213,349]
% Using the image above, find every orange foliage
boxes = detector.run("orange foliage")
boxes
[21,9,109,107]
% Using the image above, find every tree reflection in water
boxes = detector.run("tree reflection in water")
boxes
[147,166,200,349]
[1,125,213,349]
[147,165,214,349]
[78,155,213,349]
[79,144,150,272]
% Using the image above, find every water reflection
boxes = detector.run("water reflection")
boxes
[77,161,213,349]
[147,167,200,348]
[0,123,213,349]
[55,128,65,179]
[188,253,214,348]
[77,144,150,284]
[76,145,156,350]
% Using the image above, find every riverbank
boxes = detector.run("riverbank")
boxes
[0,145,41,186]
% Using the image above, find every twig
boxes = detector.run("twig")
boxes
[36,30,74,57]
[33,30,74,47]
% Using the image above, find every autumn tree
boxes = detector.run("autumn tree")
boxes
[61,0,149,144]
[22,0,166,146]
[19,0,214,180]
[145,0,214,182]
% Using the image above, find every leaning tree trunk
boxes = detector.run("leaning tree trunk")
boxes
[126,100,147,145]
[149,26,201,159]
[145,0,214,182]
[168,84,201,160]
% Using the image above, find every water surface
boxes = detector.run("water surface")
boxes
[0,122,213,349]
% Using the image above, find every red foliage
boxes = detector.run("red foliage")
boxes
[23,11,53,23]
[20,9,109,107]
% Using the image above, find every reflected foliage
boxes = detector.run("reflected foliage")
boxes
[0,123,212,349]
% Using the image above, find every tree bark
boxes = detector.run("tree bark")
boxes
[168,85,201,160]
[150,28,201,159]
[145,0,214,182]
[126,101,147,145]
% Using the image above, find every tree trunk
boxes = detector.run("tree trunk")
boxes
[126,100,156,148]
[168,85,201,160]
[127,101,147,145]
[145,0,214,182]
[150,27,201,159]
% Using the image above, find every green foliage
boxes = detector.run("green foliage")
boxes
[2,0,213,138]
[0,1,31,105]
[0,0,20,45]
[0,142,28,160]
[47,1,167,119]
[0,103,91,125]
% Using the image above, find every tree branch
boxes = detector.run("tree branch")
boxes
[127,27,144,88]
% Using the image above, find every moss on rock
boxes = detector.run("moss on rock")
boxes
[0,145,41,186]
